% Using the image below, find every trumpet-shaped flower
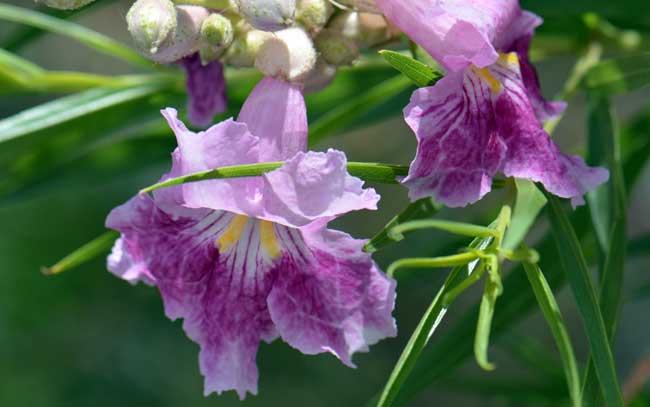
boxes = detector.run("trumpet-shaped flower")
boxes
[106,77,396,399]
[178,53,228,128]
[375,0,609,207]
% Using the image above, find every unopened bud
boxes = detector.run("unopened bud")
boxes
[234,0,296,31]
[36,0,96,9]
[295,0,333,33]
[127,0,177,55]
[147,5,209,63]
[314,28,358,66]
[223,25,272,67]
[329,11,391,49]
[303,58,336,93]
[335,0,381,14]
[255,27,316,82]
[199,13,234,64]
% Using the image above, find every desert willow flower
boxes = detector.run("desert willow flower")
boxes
[376,0,609,207]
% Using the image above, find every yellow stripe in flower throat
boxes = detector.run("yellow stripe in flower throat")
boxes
[215,215,282,259]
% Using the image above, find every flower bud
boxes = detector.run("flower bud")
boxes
[36,0,96,9]
[223,24,272,67]
[146,5,209,63]
[199,13,234,64]
[303,58,336,93]
[255,27,316,82]
[295,0,333,33]
[329,11,391,49]
[314,28,358,66]
[335,0,381,14]
[234,0,296,31]
[127,0,177,55]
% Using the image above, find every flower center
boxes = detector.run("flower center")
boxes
[215,215,282,259]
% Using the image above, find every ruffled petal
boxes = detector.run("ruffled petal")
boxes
[267,222,397,366]
[375,0,520,71]
[106,237,154,285]
[402,70,507,207]
[178,53,228,128]
[490,55,609,206]
[159,108,265,216]
[401,53,607,207]
[237,76,308,161]
[262,149,380,227]
[106,197,282,399]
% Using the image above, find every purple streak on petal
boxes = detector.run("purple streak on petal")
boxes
[375,0,520,71]
[490,58,609,205]
[268,222,396,366]
[106,197,280,399]
[238,76,308,161]
[262,149,380,227]
[178,53,228,128]
[402,71,507,207]
[159,108,265,216]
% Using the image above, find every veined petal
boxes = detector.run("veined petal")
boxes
[159,108,265,216]
[179,53,228,128]
[267,221,397,366]
[262,149,380,227]
[375,0,520,71]
[238,76,308,161]
[402,69,507,207]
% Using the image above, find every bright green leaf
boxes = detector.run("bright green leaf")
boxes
[503,179,547,250]
[378,50,442,87]
[42,230,119,275]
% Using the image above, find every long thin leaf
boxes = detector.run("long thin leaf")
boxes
[0,3,150,69]
[378,50,442,87]
[503,179,547,250]
[523,260,582,407]
[308,75,413,145]
[545,192,624,407]
[140,161,409,194]
[0,78,178,144]
[42,231,119,275]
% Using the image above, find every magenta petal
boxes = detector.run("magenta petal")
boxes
[375,0,520,71]
[178,53,228,128]
[262,149,380,227]
[160,108,265,216]
[268,222,396,366]
[402,71,506,207]
[238,76,308,161]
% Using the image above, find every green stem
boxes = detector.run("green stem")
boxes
[389,219,499,240]
[387,252,480,278]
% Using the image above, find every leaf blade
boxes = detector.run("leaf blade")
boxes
[378,50,442,87]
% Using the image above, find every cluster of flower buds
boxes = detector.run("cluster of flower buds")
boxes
[119,0,397,89]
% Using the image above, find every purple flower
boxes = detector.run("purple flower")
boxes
[178,53,228,128]
[376,0,609,207]
[105,77,396,399]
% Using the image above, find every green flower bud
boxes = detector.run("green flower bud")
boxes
[234,0,296,31]
[255,27,316,82]
[223,25,272,67]
[295,0,333,33]
[199,13,234,64]
[314,28,358,66]
[329,11,391,49]
[303,57,336,93]
[127,0,177,55]
[36,0,96,10]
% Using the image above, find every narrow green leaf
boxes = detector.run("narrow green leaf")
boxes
[0,78,177,145]
[0,3,151,69]
[584,53,650,95]
[378,50,442,87]
[42,230,119,275]
[390,219,499,240]
[523,260,582,407]
[375,235,493,407]
[140,161,409,194]
[583,92,627,406]
[545,192,624,407]
[503,179,547,250]
[387,252,481,278]
[308,74,413,145]
[474,275,499,371]
[364,198,440,253]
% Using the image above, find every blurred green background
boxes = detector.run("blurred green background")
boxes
[1,0,650,406]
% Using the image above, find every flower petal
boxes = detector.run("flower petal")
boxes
[159,108,265,216]
[402,70,507,207]
[375,0,520,71]
[178,53,228,128]
[237,76,308,161]
[267,222,396,366]
[490,55,609,206]
[106,197,282,399]
[262,149,380,227]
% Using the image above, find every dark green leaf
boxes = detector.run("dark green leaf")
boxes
[545,192,623,407]
[378,50,442,87]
